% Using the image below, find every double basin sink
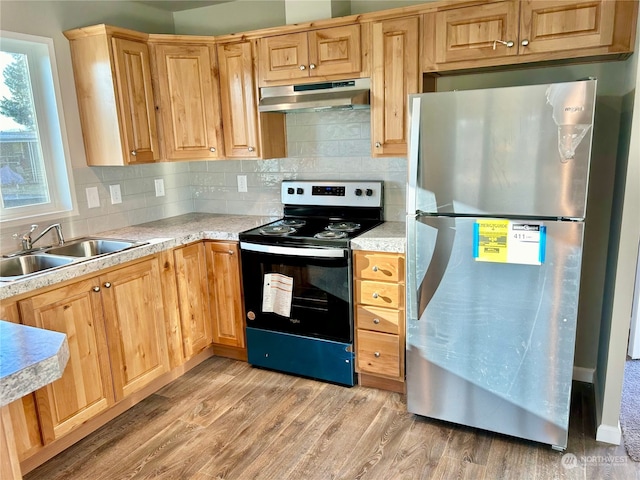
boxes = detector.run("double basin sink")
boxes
[0,238,146,281]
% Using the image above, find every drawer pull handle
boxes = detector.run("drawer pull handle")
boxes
[373,318,380,324]
[372,292,379,299]
[372,266,379,272]
[374,352,380,358]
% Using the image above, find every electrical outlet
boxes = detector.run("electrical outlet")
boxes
[237,175,248,193]
[86,187,100,209]
[154,178,165,197]
[109,184,122,204]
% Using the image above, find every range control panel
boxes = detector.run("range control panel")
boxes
[281,181,383,208]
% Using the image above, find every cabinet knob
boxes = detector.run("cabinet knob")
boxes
[92,286,100,292]
[372,266,379,272]
[521,39,529,47]
[248,146,255,152]
[104,282,112,288]
[228,250,234,255]
[130,150,137,156]
[210,147,216,153]
[299,65,306,70]
[492,39,514,50]
[372,292,379,299]
[309,63,316,70]
[373,318,380,324]
[375,142,381,148]
[374,352,381,358]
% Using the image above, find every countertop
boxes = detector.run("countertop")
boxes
[0,213,406,300]
[0,320,69,406]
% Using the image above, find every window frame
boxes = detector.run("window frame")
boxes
[0,30,76,226]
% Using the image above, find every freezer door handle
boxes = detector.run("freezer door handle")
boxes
[407,96,421,215]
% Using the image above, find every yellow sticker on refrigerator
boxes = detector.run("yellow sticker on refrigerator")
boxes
[473,220,546,265]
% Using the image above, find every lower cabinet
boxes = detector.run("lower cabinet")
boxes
[0,302,43,461]
[18,256,169,443]
[205,241,246,355]
[353,251,406,393]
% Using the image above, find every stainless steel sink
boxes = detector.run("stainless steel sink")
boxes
[44,238,140,257]
[0,254,75,280]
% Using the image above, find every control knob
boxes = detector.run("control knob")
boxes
[355,188,362,196]
[287,187,294,194]
[296,188,304,195]
[366,189,373,197]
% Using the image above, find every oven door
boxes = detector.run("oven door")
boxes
[239,242,352,343]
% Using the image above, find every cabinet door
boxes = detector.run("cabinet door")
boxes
[258,32,309,84]
[371,17,419,157]
[217,42,261,158]
[174,243,212,359]
[433,2,519,64]
[154,44,224,160]
[19,279,114,443]
[519,0,616,55]
[0,302,43,461]
[111,37,160,164]
[205,242,245,348]
[101,258,169,401]
[308,25,361,78]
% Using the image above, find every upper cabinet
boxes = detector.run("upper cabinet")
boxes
[423,0,638,72]
[217,41,286,159]
[151,41,225,161]
[370,17,420,158]
[258,25,363,86]
[64,26,160,166]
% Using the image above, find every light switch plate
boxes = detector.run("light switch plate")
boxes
[86,186,100,209]
[154,178,165,197]
[109,184,122,204]
[237,175,248,193]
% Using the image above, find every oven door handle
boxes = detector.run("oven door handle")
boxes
[240,242,347,258]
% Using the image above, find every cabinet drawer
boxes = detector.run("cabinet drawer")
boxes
[355,252,404,282]
[355,279,404,309]
[356,305,401,335]
[357,330,400,378]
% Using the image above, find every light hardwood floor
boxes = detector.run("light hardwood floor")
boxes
[25,357,639,479]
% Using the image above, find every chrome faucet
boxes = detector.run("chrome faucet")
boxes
[14,223,65,251]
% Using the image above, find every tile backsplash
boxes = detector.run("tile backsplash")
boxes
[1,110,406,254]
[192,109,407,220]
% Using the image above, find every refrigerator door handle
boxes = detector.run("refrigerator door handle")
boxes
[407,96,422,214]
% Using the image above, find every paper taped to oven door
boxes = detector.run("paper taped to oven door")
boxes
[262,273,293,317]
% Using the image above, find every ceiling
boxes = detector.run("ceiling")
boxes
[136,0,233,12]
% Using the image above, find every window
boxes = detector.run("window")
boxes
[0,31,75,224]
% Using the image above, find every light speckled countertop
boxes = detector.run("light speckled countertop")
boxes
[0,320,69,406]
[0,213,406,300]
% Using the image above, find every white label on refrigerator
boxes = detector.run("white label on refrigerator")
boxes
[475,221,546,265]
[262,273,294,317]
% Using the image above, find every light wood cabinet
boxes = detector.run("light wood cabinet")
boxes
[205,241,246,357]
[0,302,43,461]
[354,251,405,393]
[216,41,286,159]
[64,26,160,166]
[19,279,114,443]
[173,242,212,359]
[18,256,169,442]
[258,25,362,85]
[371,16,420,157]
[423,0,638,72]
[152,42,224,161]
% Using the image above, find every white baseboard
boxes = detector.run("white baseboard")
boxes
[573,366,595,383]
[596,423,622,445]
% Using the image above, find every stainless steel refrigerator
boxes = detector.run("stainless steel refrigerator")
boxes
[405,80,597,450]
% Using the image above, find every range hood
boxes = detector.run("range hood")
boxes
[258,78,370,113]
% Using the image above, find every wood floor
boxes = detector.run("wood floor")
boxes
[25,357,639,480]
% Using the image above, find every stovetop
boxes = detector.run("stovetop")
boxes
[239,180,384,248]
